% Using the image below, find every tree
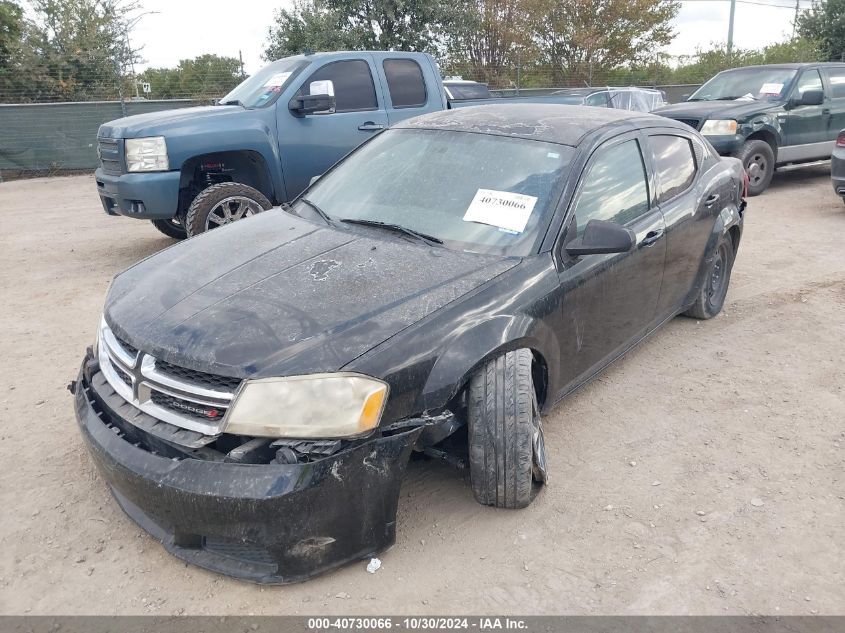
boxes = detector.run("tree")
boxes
[528,0,679,85]
[796,0,845,61]
[264,0,452,60]
[0,0,23,69]
[140,54,243,99]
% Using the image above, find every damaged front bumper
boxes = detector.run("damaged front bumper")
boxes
[72,354,423,584]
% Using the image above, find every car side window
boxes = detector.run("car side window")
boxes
[794,69,823,98]
[585,92,609,107]
[297,60,378,113]
[825,67,845,98]
[571,139,650,235]
[650,135,697,202]
[383,59,427,107]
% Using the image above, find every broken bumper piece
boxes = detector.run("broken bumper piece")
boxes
[73,358,423,584]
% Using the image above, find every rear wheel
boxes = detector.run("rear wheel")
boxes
[684,234,735,320]
[467,349,546,509]
[185,182,273,237]
[735,139,775,196]
[150,217,187,240]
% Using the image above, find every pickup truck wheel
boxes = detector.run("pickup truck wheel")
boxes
[150,218,187,239]
[684,234,735,320]
[185,182,272,237]
[735,140,775,196]
[467,349,546,509]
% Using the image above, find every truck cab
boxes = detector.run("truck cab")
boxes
[95,51,446,238]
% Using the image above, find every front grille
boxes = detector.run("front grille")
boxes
[113,364,132,387]
[151,391,227,423]
[114,335,138,357]
[204,537,278,567]
[97,138,122,175]
[155,359,242,391]
[675,118,701,130]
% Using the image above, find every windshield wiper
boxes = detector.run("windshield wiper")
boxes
[340,218,443,246]
[297,197,334,225]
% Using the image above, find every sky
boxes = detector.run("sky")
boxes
[26,0,817,74]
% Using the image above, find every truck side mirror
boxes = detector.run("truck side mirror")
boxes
[564,219,635,256]
[792,90,824,107]
[289,93,336,116]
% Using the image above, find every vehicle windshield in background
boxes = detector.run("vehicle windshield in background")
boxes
[444,83,492,100]
[219,59,309,108]
[688,68,797,102]
[297,129,574,256]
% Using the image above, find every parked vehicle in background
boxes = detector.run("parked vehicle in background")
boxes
[551,87,667,111]
[73,104,746,583]
[655,63,845,195]
[443,79,492,101]
[832,129,845,203]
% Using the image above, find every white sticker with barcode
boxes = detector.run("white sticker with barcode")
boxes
[463,189,537,234]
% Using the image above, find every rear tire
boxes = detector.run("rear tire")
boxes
[735,140,775,196]
[185,182,273,237]
[467,349,546,509]
[684,234,735,320]
[150,218,187,240]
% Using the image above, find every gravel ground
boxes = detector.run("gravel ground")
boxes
[0,169,843,615]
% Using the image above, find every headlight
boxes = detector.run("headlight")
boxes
[700,119,738,135]
[223,373,389,438]
[125,136,169,172]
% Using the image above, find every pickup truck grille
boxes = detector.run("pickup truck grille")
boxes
[97,320,241,436]
[97,138,123,175]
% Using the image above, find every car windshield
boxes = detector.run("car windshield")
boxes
[296,129,574,256]
[689,67,797,102]
[219,59,309,108]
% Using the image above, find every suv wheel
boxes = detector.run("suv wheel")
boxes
[735,140,775,196]
[150,218,187,240]
[185,182,273,237]
[467,349,547,509]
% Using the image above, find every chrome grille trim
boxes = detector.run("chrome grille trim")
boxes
[97,319,239,436]
[97,137,123,175]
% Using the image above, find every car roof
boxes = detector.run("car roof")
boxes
[551,87,599,96]
[395,104,669,147]
[722,62,845,72]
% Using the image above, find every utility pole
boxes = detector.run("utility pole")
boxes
[727,0,737,60]
[239,50,245,78]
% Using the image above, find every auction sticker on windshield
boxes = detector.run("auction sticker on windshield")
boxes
[264,72,292,88]
[759,82,784,96]
[463,189,537,234]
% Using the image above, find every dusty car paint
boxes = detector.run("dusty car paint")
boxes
[73,104,745,583]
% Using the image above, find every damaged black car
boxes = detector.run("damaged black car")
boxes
[71,104,746,584]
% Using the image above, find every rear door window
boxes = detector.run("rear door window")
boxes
[649,135,697,202]
[383,59,427,108]
[825,67,845,98]
[297,60,378,113]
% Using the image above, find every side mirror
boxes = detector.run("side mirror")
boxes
[681,93,691,101]
[565,219,635,256]
[792,89,824,107]
[289,93,336,115]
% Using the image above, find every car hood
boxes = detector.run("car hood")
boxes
[98,105,248,139]
[105,210,518,378]
[655,100,780,122]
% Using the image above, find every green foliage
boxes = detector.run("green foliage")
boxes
[0,0,23,68]
[139,54,243,99]
[796,0,845,61]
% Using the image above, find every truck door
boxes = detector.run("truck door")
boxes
[375,57,445,125]
[278,57,388,200]
[822,66,845,144]
[784,68,830,157]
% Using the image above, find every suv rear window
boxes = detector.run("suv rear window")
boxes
[383,59,427,108]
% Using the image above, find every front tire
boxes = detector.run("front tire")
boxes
[684,234,735,320]
[185,182,273,237]
[735,140,775,196]
[150,217,187,240]
[467,349,546,509]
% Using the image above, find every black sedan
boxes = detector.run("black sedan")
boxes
[71,104,746,584]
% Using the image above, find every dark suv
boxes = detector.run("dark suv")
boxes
[656,63,845,195]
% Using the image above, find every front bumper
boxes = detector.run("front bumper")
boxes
[703,134,744,156]
[831,147,845,197]
[72,355,423,584]
[95,168,181,220]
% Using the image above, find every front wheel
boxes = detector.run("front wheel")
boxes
[185,182,273,237]
[467,349,546,509]
[684,234,735,320]
[735,140,775,196]
[150,217,187,240]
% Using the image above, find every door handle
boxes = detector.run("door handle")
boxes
[358,122,385,131]
[640,228,664,247]
[705,193,720,207]
[823,108,831,115]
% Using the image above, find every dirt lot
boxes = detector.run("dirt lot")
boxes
[0,169,843,615]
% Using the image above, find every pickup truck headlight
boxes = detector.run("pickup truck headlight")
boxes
[125,136,169,172]
[700,119,738,135]
[223,373,389,438]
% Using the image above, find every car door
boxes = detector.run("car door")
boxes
[553,133,667,390]
[278,56,389,200]
[645,131,721,319]
[784,68,830,157]
[376,57,443,125]
[822,65,845,144]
